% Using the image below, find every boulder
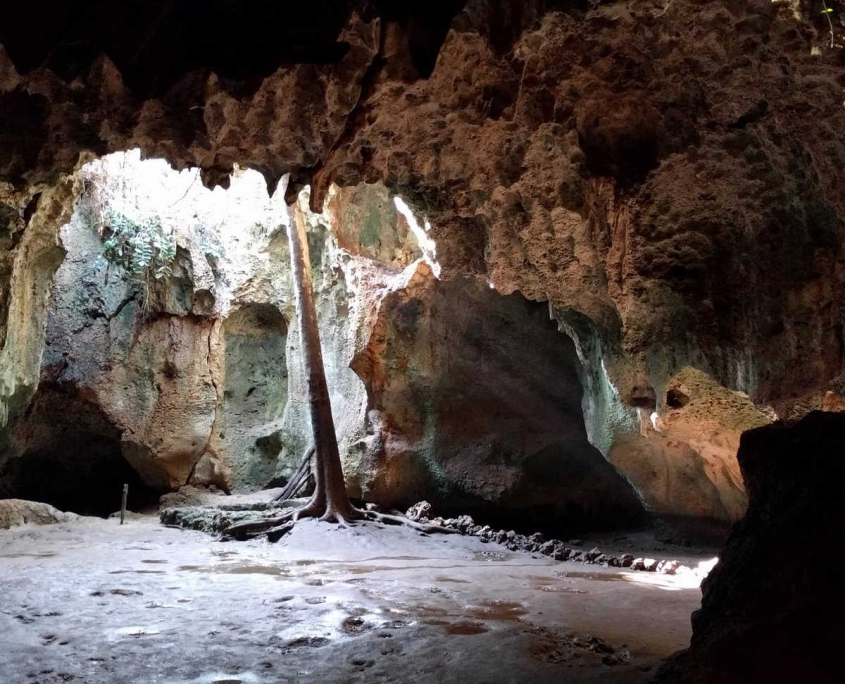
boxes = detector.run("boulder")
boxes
[0,499,79,529]
[405,500,432,521]
[585,547,603,562]
[653,412,845,684]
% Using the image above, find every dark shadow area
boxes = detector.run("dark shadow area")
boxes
[0,382,158,517]
[0,1,469,96]
[220,303,289,489]
[353,275,649,535]
[654,515,732,548]
[654,411,845,684]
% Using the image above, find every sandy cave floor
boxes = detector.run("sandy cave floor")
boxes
[0,514,711,684]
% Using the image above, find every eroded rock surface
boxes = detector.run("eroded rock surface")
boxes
[0,158,648,529]
[2,2,845,531]
[0,150,815,534]
[607,367,773,534]
[351,262,646,528]
[2,1,843,415]
[0,498,78,529]
[1,158,293,497]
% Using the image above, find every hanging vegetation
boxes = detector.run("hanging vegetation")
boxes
[101,210,176,281]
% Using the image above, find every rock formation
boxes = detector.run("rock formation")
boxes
[2,1,844,411]
[0,498,79,529]
[350,262,645,528]
[653,411,845,684]
[0,155,647,528]
[607,366,773,539]
[1,155,300,508]
[1,1,845,533]
[1,6,845,679]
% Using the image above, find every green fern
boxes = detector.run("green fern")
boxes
[102,210,176,281]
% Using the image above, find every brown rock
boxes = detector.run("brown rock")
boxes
[652,412,845,684]
[0,498,79,529]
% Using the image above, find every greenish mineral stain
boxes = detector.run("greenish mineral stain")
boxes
[360,203,383,250]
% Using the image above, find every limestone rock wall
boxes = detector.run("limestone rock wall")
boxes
[0,156,301,499]
[607,367,772,533]
[0,158,645,529]
[0,153,799,531]
[350,261,646,528]
[1,2,843,416]
[2,0,842,527]
[315,0,845,418]
[0,180,74,429]
[0,161,423,510]
[0,1,843,527]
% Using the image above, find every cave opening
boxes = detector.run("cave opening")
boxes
[0,382,159,517]
[2,3,844,679]
[0,148,660,536]
[1,149,302,515]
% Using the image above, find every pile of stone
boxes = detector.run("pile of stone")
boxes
[406,501,686,576]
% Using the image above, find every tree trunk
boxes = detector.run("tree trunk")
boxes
[218,194,457,538]
[285,199,356,521]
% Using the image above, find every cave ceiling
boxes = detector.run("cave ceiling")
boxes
[1,0,844,410]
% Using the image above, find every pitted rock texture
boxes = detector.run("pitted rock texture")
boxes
[0,158,648,530]
[3,0,845,527]
[1,1,844,416]
[0,152,801,532]
[318,0,845,415]
[653,411,845,684]
[607,367,773,529]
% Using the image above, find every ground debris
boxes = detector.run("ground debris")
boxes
[160,499,707,582]
[528,626,631,666]
[403,502,704,579]
[159,505,288,534]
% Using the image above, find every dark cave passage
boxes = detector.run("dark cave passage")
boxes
[351,273,650,536]
[0,383,159,517]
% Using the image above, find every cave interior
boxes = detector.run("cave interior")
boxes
[1,2,844,683]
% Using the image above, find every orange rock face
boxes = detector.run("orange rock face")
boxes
[2,2,843,405]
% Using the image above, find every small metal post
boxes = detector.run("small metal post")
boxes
[120,484,129,525]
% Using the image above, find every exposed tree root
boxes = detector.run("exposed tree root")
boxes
[359,509,457,534]
[222,500,456,541]
[265,522,295,542]
[223,515,294,539]
[272,446,314,503]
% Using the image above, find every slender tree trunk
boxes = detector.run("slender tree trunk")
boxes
[285,199,356,521]
[218,195,457,538]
